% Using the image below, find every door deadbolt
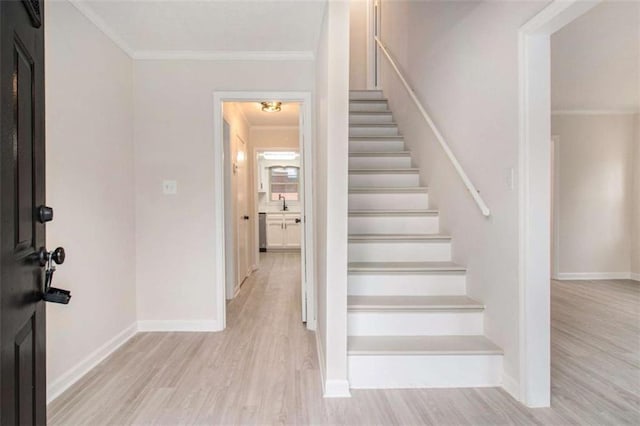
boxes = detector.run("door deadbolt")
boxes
[37,205,53,223]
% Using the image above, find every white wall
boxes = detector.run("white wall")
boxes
[550,1,639,280]
[378,0,549,397]
[249,127,299,151]
[349,0,368,89]
[552,114,636,277]
[551,1,640,111]
[314,0,350,397]
[133,60,314,327]
[45,0,136,399]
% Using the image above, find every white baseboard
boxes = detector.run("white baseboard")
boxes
[314,331,351,398]
[315,330,327,395]
[324,380,352,398]
[556,272,634,281]
[631,272,640,282]
[501,373,520,402]
[137,320,221,332]
[47,322,137,404]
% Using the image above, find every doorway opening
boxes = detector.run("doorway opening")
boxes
[519,0,639,408]
[214,92,314,331]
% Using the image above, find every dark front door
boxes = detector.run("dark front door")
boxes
[1,1,47,424]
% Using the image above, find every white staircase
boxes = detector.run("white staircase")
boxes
[347,90,503,389]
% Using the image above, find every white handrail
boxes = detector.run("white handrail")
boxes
[375,36,491,217]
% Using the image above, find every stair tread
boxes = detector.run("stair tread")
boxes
[349,187,428,193]
[348,261,465,272]
[350,123,397,127]
[350,99,388,103]
[348,335,503,355]
[348,233,451,241]
[348,295,483,311]
[349,151,411,157]
[349,136,404,141]
[348,209,438,216]
[349,111,393,115]
[349,168,419,173]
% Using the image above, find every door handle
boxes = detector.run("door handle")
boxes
[34,246,71,304]
[243,215,250,220]
[31,246,65,267]
[295,218,301,224]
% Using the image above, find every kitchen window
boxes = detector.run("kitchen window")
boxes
[270,166,299,201]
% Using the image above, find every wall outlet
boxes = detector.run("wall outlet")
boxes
[162,180,177,195]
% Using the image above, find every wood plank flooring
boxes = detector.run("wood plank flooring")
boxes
[48,253,640,425]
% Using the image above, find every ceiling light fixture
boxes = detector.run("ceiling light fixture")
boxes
[261,101,282,113]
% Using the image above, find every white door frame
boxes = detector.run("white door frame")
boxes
[518,0,600,407]
[213,91,315,331]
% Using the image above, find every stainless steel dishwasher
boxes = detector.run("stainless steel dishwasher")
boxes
[259,212,267,252]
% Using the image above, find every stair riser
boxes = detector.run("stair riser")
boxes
[349,140,405,152]
[348,215,439,235]
[349,193,429,211]
[349,114,394,124]
[349,173,419,188]
[348,241,451,262]
[349,156,412,169]
[349,102,389,112]
[348,355,503,388]
[348,311,483,336]
[350,126,399,137]
[350,90,385,100]
[348,273,467,296]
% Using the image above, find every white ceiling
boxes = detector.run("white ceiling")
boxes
[71,0,327,58]
[238,102,300,126]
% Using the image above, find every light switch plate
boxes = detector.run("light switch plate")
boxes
[162,180,177,195]
[506,167,515,191]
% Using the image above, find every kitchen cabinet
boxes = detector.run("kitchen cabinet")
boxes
[284,217,301,248]
[266,216,284,247]
[266,213,301,249]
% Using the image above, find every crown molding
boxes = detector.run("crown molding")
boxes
[69,0,135,57]
[551,109,639,116]
[132,50,315,61]
[69,0,315,62]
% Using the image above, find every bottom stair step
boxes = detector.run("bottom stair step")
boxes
[348,335,503,389]
[348,335,502,355]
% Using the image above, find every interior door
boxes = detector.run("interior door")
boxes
[1,1,47,423]
[236,135,250,288]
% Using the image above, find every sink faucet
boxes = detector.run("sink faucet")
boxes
[278,194,288,211]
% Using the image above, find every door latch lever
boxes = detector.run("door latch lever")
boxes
[40,247,71,304]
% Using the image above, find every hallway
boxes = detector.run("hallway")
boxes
[49,253,639,425]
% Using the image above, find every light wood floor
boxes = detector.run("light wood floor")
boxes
[49,253,640,425]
